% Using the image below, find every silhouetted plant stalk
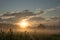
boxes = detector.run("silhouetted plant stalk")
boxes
[9,28,13,40]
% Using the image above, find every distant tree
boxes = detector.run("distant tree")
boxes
[38,24,46,29]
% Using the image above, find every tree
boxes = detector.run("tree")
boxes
[38,24,46,29]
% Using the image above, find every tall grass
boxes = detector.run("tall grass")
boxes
[0,28,60,40]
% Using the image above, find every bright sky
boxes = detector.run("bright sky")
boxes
[0,0,60,17]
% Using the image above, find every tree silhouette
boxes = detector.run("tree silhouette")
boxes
[38,24,46,29]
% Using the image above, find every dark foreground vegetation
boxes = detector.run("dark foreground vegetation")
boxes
[0,29,60,40]
[0,23,60,40]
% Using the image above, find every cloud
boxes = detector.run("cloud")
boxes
[2,11,36,17]
[0,6,60,24]
[2,6,60,20]
[29,17,45,21]
[0,18,2,21]
[56,6,60,9]
[35,6,60,15]
[50,16,60,21]
[1,16,15,19]
[46,8,56,12]
[0,10,34,23]
[30,6,60,18]
[34,8,42,13]
[1,10,44,21]
[45,6,60,12]
[25,6,60,20]
[44,16,60,27]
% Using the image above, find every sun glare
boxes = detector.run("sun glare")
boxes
[20,21,27,27]
[18,19,29,28]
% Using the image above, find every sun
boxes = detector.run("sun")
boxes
[20,21,27,27]
[18,19,29,28]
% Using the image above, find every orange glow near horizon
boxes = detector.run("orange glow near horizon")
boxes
[18,19,29,28]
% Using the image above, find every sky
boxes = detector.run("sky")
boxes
[0,0,60,13]
[0,0,60,26]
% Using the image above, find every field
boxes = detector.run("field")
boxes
[0,28,60,40]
